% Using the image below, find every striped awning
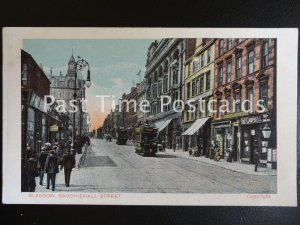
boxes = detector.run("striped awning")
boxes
[182,117,210,136]
[158,119,172,132]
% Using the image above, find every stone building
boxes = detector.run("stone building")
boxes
[145,39,196,149]
[182,39,215,156]
[48,53,89,138]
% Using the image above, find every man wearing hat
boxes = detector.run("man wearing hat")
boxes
[60,148,76,187]
[37,146,48,185]
[44,150,59,191]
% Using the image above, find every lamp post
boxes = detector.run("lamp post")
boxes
[72,56,92,152]
[262,123,272,169]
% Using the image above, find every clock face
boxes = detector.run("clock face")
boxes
[69,63,75,69]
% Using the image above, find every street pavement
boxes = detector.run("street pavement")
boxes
[35,138,276,193]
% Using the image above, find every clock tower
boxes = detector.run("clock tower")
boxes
[67,52,76,77]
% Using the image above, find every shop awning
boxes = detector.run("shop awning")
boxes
[182,117,210,136]
[155,121,165,130]
[158,119,172,132]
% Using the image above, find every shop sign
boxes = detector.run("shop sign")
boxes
[50,124,59,132]
[240,114,271,125]
[223,111,248,119]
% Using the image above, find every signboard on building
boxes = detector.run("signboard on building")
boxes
[240,113,271,125]
[50,125,59,132]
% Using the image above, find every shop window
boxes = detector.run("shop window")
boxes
[262,41,269,68]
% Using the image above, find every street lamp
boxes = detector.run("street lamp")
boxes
[72,56,92,152]
[262,123,271,139]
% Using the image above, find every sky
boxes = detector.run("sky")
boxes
[23,39,155,131]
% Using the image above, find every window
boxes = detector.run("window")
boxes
[200,53,205,67]
[248,47,254,74]
[226,61,232,83]
[193,61,199,72]
[21,63,28,85]
[187,82,191,99]
[260,82,268,108]
[207,48,211,63]
[236,55,242,79]
[227,39,233,49]
[163,76,168,92]
[192,80,196,96]
[262,41,269,68]
[200,76,204,94]
[205,71,210,91]
[196,78,200,95]
[247,88,253,112]
[158,81,162,95]
[234,92,241,112]
[218,64,223,86]
[219,39,224,55]
[217,96,222,118]
[173,70,178,85]
[226,95,231,114]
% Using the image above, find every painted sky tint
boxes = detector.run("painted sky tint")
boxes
[23,39,155,131]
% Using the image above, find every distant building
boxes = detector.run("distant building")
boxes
[48,53,89,138]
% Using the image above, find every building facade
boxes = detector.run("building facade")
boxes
[48,54,89,138]
[145,39,194,149]
[21,50,64,155]
[182,39,215,156]
[136,80,146,124]
[212,38,276,165]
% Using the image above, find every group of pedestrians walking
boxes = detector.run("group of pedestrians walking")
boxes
[22,139,76,192]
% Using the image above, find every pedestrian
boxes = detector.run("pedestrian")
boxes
[162,139,166,151]
[60,149,76,187]
[44,150,59,191]
[37,147,48,185]
[173,142,176,152]
[26,157,38,192]
[254,149,260,172]
[214,144,221,161]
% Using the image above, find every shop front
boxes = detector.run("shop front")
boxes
[240,112,273,166]
[22,90,63,155]
[182,117,210,156]
[212,121,231,160]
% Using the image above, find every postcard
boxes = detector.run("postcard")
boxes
[2,27,298,206]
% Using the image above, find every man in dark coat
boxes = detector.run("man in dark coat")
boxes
[26,157,38,192]
[60,149,76,187]
[37,147,48,185]
[44,150,59,191]
[254,149,260,172]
